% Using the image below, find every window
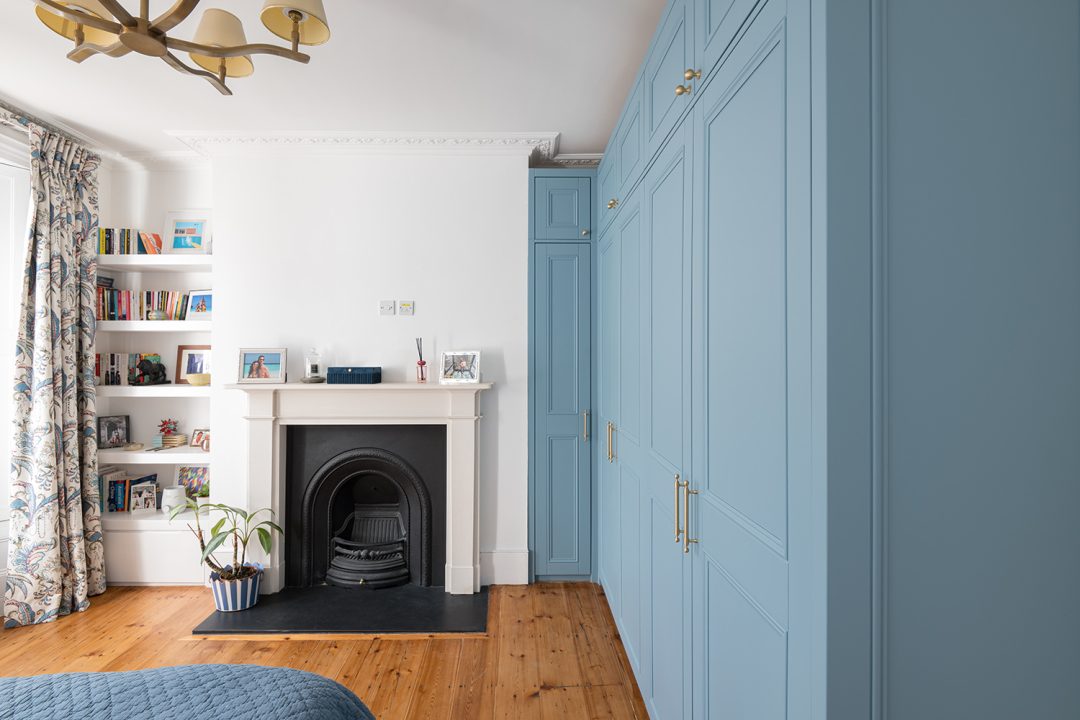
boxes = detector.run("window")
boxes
[0,158,30,547]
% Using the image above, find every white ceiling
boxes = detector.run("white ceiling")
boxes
[0,0,665,156]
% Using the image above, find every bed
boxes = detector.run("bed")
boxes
[0,664,374,720]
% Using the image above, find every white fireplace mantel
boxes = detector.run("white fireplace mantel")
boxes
[227,382,494,595]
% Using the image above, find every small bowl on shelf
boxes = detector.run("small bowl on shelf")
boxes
[187,373,211,386]
[147,310,168,321]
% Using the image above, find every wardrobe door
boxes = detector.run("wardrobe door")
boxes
[614,187,645,672]
[643,0,694,158]
[596,221,622,616]
[533,177,592,240]
[638,119,694,720]
[533,242,592,577]
[690,0,811,716]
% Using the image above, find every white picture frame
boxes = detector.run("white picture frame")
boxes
[129,482,158,514]
[163,209,212,255]
[238,347,288,384]
[185,289,212,321]
[440,350,481,384]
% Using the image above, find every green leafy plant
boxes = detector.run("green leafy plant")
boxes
[169,498,282,581]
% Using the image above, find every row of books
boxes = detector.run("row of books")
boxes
[96,353,163,386]
[96,288,193,321]
[99,467,160,513]
[98,228,163,255]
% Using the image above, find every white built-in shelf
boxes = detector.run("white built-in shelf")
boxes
[97,384,211,398]
[99,447,211,465]
[101,511,193,532]
[97,320,211,333]
[97,255,213,273]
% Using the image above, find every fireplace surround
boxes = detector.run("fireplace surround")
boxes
[229,382,492,594]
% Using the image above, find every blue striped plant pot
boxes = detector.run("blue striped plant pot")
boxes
[209,563,263,612]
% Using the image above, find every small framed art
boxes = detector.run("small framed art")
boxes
[190,428,210,452]
[129,482,158,514]
[185,290,212,321]
[440,351,481,384]
[163,209,212,255]
[176,345,211,384]
[177,465,209,498]
[238,348,287,383]
[97,415,130,449]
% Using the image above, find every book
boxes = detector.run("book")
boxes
[138,232,163,255]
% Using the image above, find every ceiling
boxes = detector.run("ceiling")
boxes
[0,0,665,157]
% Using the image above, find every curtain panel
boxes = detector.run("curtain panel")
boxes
[1,109,105,628]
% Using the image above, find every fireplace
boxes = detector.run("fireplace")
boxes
[285,425,447,589]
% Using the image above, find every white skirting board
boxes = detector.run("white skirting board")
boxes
[480,549,529,585]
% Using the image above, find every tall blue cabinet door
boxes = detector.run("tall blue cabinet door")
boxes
[638,118,694,720]
[596,223,623,615]
[614,186,646,673]
[534,177,592,240]
[533,243,593,576]
[690,0,811,717]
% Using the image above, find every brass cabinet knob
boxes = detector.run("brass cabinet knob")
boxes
[581,228,590,237]
[675,84,692,96]
[684,68,702,81]
[607,198,619,209]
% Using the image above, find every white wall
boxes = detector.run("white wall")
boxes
[210,150,530,584]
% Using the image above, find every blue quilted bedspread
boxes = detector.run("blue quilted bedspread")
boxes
[0,664,375,720]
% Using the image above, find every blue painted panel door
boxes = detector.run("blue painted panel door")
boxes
[534,177,592,240]
[691,0,812,717]
[534,242,593,576]
[638,118,694,720]
[597,221,622,613]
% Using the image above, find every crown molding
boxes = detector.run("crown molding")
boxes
[169,131,562,159]
[541,153,603,168]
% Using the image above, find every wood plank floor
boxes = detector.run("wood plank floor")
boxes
[0,582,647,719]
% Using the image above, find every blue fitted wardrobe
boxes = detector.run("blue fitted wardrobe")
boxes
[529,0,1080,718]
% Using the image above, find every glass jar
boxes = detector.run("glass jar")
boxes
[303,347,325,383]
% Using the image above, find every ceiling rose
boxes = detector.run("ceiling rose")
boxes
[31,0,331,95]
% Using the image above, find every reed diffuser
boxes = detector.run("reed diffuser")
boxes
[415,337,428,384]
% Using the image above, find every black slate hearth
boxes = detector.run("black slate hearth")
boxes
[192,584,488,635]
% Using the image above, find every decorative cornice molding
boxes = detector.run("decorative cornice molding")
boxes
[170,131,561,159]
[539,153,603,169]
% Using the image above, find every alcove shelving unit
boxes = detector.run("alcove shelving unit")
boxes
[94,250,212,582]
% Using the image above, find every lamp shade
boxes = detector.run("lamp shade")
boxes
[35,0,117,46]
[188,9,254,78]
[260,0,331,46]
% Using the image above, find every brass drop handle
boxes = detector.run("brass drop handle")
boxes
[582,410,589,443]
[683,480,700,554]
[675,84,692,96]
[675,474,686,543]
[684,68,702,81]
[607,198,619,209]
[606,421,616,462]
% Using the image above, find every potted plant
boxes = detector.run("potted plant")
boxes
[169,498,282,612]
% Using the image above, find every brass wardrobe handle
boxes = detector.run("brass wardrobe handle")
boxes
[675,474,685,543]
[675,84,692,96]
[683,481,700,554]
[606,422,613,462]
[582,411,589,443]
[608,422,616,462]
[684,68,702,81]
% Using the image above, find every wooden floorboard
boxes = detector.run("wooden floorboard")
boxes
[0,583,644,719]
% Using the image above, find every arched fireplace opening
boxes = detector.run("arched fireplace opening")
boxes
[285,426,446,590]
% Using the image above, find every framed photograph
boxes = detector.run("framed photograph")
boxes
[185,290,212,321]
[176,345,211,384]
[440,350,481,384]
[177,465,209,498]
[97,415,130,449]
[129,482,158,514]
[238,348,287,383]
[190,428,210,451]
[163,209,212,255]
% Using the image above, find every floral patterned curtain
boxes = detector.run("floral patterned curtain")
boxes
[1,109,105,628]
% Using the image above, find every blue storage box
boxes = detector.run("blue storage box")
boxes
[327,366,382,384]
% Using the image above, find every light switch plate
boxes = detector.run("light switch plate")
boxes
[398,300,415,316]
[379,300,396,316]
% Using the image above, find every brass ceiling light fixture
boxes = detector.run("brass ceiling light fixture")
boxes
[32,0,331,95]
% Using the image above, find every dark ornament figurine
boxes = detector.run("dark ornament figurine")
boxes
[135,357,170,385]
